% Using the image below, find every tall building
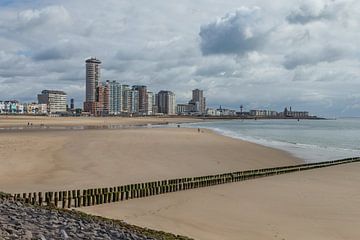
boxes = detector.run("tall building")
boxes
[132,85,147,114]
[107,80,123,115]
[157,90,176,115]
[100,82,110,115]
[38,90,67,113]
[70,98,74,110]
[129,89,139,114]
[121,85,131,113]
[85,57,101,102]
[190,89,206,114]
[146,91,154,115]
[84,57,102,115]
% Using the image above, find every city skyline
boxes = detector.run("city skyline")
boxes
[0,1,360,117]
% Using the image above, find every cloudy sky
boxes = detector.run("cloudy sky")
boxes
[0,0,359,117]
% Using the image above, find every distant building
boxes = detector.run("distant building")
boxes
[176,104,191,115]
[283,107,309,118]
[249,109,278,117]
[0,101,24,114]
[129,89,139,114]
[84,57,102,115]
[216,106,236,116]
[24,103,48,115]
[189,89,206,114]
[70,98,75,110]
[121,85,131,114]
[85,57,101,103]
[106,80,123,115]
[147,91,155,115]
[132,85,147,114]
[38,90,67,113]
[206,108,221,116]
[157,90,176,115]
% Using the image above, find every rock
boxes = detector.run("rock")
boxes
[0,198,178,240]
[60,229,69,239]
[23,230,33,239]
[39,234,47,240]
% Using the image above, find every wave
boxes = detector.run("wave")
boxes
[186,125,360,163]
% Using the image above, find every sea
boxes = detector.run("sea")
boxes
[176,118,360,163]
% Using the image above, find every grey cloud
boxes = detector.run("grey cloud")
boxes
[199,7,266,55]
[0,1,360,116]
[286,0,344,24]
[33,47,73,61]
[16,5,71,31]
[284,46,346,70]
[31,40,88,62]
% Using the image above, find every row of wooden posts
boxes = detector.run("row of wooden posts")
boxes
[12,157,360,209]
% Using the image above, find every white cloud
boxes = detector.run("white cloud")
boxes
[0,0,359,116]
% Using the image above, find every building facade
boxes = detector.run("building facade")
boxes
[85,58,101,103]
[121,85,131,114]
[189,89,206,114]
[24,103,48,115]
[0,101,24,114]
[132,85,147,115]
[129,89,139,114]
[146,91,154,115]
[157,90,176,115]
[84,57,102,115]
[106,80,123,115]
[249,109,278,117]
[176,104,191,115]
[38,90,67,113]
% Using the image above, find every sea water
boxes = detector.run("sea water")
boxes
[179,118,360,163]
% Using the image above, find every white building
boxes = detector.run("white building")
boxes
[129,89,139,114]
[250,109,278,117]
[24,103,48,115]
[147,91,154,115]
[206,108,221,116]
[0,101,24,114]
[38,90,67,113]
[106,80,123,115]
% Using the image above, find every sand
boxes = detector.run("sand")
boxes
[0,127,300,193]
[0,115,199,128]
[81,162,360,240]
[2,117,355,239]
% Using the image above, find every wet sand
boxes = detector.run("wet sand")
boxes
[0,127,300,193]
[81,162,360,240]
[0,115,198,128]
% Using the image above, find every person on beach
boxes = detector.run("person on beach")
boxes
[198,128,200,133]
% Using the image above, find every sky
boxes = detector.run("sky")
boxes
[0,0,359,117]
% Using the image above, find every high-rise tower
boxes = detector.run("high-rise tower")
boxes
[84,57,102,115]
[132,85,147,114]
[190,89,206,114]
[85,57,101,102]
[157,90,176,115]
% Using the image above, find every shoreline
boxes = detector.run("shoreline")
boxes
[0,125,301,193]
[1,116,359,239]
[0,115,202,129]
[180,120,360,163]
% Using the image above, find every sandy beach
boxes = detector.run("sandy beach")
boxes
[0,115,200,129]
[0,124,300,193]
[1,117,358,240]
[81,162,360,240]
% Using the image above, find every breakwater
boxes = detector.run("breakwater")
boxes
[9,157,360,209]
